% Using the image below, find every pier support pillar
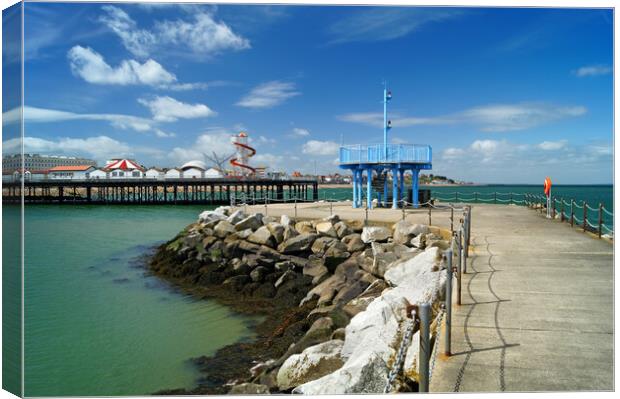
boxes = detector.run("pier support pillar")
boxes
[383,171,388,207]
[392,167,399,209]
[366,168,372,209]
[411,169,420,208]
[399,170,404,206]
[352,169,358,208]
[357,170,362,208]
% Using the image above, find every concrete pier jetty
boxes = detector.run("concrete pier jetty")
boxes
[245,201,614,392]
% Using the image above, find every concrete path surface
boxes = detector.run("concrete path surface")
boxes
[430,204,614,392]
[245,201,614,392]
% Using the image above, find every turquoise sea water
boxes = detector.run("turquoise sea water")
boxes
[20,205,258,396]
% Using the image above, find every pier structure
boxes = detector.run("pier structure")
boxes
[2,178,318,205]
[338,87,432,209]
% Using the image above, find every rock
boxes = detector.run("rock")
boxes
[277,317,336,365]
[410,234,424,249]
[426,238,450,250]
[300,274,346,307]
[235,214,263,231]
[228,383,270,395]
[392,221,429,245]
[214,205,232,216]
[324,241,351,270]
[278,233,318,254]
[280,214,295,226]
[275,270,297,288]
[250,359,276,378]
[275,260,295,272]
[266,222,285,243]
[283,225,298,242]
[226,209,246,225]
[198,210,226,223]
[311,236,337,254]
[295,221,315,234]
[303,259,328,278]
[214,220,236,238]
[315,221,338,238]
[276,340,345,391]
[248,226,276,247]
[250,266,269,283]
[331,328,346,340]
[334,221,354,238]
[384,247,442,286]
[358,249,398,278]
[234,228,253,240]
[222,275,250,290]
[261,215,276,225]
[322,214,340,224]
[360,226,391,243]
[332,278,372,306]
[238,240,261,253]
[202,235,218,249]
[342,233,366,252]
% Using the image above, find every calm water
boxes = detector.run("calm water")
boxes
[320,184,614,226]
[20,205,258,396]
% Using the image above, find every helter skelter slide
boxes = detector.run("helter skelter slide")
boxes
[230,132,256,176]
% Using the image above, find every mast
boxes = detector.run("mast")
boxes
[383,84,392,158]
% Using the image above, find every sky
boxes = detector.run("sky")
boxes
[1,2,614,183]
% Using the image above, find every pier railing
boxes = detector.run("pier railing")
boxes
[432,191,613,239]
[339,144,432,164]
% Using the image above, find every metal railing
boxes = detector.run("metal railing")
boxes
[339,144,432,164]
[525,193,614,239]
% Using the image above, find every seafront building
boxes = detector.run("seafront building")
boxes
[2,153,97,173]
[48,165,97,180]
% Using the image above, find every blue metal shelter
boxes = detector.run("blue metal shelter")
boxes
[338,88,432,209]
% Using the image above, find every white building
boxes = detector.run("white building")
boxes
[49,165,97,180]
[89,169,108,179]
[164,168,182,179]
[105,159,144,179]
[145,168,163,179]
[204,168,224,178]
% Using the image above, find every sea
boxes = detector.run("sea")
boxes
[2,184,613,396]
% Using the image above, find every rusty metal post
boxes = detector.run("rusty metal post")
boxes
[583,201,587,232]
[419,303,431,393]
[598,203,603,238]
[444,249,453,356]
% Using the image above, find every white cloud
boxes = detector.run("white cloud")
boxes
[340,103,587,132]
[574,64,612,77]
[237,81,300,109]
[302,140,340,156]
[538,140,567,151]
[3,135,132,162]
[328,8,462,44]
[68,46,176,86]
[291,127,310,137]
[99,5,249,59]
[138,96,216,122]
[168,128,236,165]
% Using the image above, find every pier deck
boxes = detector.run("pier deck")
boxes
[245,201,613,392]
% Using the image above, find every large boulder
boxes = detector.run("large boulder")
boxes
[199,210,226,224]
[384,247,441,287]
[360,226,391,243]
[228,383,270,394]
[214,220,236,238]
[311,236,338,254]
[300,274,346,307]
[324,241,351,270]
[392,221,430,245]
[278,233,318,254]
[334,221,354,239]
[277,340,345,391]
[283,225,298,242]
[235,214,263,231]
[266,222,285,243]
[248,226,276,247]
[342,233,366,252]
[295,221,316,234]
[315,221,338,238]
[281,214,295,227]
[226,209,246,225]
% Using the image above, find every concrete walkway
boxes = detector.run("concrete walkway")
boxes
[431,204,614,392]
[245,201,614,392]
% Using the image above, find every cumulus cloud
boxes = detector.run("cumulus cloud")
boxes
[138,96,216,122]
[538,140,567,151]
[68,45,176,86]
[290,127,310,137]
[237,81,300,109]
[3,135,132,162]
[340,102,587,132]
[168,128,236,165]
[99,5,249,59]
[573,64,612,77]
[302,140,340,156]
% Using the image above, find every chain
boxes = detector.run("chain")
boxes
[429,305,445,384]
[384,311,418,393]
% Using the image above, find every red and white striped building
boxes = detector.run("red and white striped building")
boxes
[104,159,145,179]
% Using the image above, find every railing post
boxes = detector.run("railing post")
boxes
[365,206,369,226]
[428,206,432,226]
[570,200,574,227]
[560,198,564,222]
[583,201,587,232]
[444,249,453,356]
[330,200,333,216]
[456,229,462,306]
[294,198,298,219]
[450,207,454,233]
[552,197,556,219]
[418,303,431,393]
[598,203,603,238]
[265,197,268,216]
[402,205,405,221]
[466,206,471,250]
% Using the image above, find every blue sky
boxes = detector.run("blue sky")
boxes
[2,2,614,183]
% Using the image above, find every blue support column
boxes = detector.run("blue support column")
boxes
[352,169,358,208]
[383,171,388,207]
[357,170,362,208]
[366,168,372,209]
[392,167,398,209]
[412,169,420,208]
[399,170,405,206]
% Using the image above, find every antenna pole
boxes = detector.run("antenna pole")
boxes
[383,84,388,157]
